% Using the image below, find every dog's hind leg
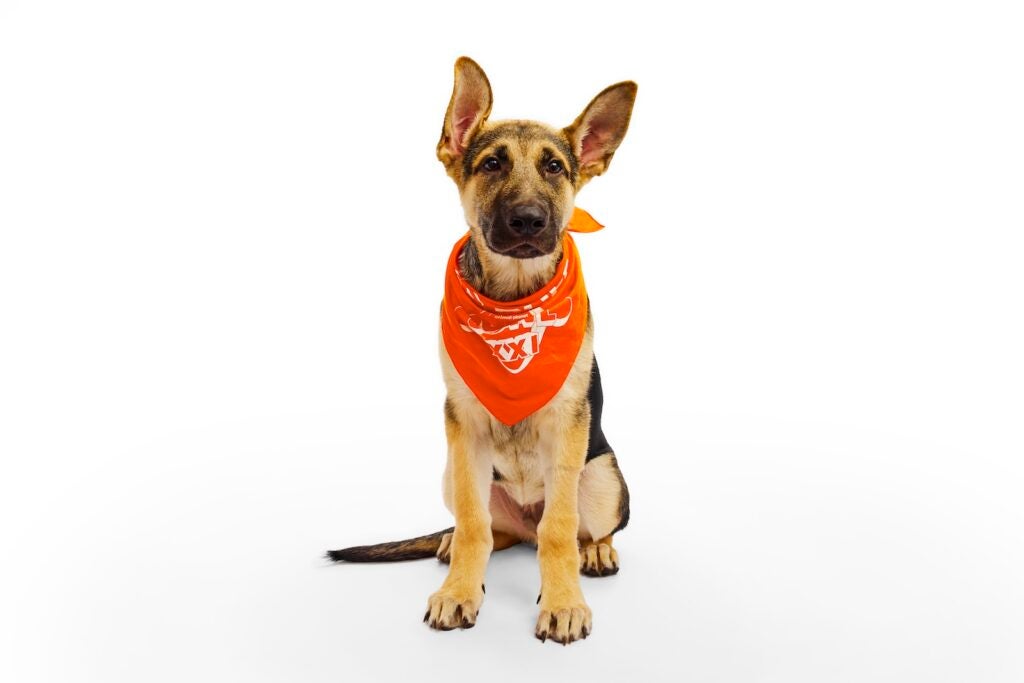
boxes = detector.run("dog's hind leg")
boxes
[577,452,629,576]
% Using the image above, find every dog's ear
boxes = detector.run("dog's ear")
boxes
[437,57,493,170]
[564,81,638,183]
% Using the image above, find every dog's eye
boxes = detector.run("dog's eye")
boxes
[545,159,564,175]
[482,156,501,173]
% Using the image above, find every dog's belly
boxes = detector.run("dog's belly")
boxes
[490,482,544,540]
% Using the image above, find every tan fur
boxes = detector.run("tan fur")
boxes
[436,528,521,564]
[577,454,627,542]
[425,57,636,644]
[424,410,491,630]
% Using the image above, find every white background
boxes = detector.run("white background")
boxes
[2,1,1022,681]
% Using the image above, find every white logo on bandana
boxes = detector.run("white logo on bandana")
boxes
[458,298,573,374]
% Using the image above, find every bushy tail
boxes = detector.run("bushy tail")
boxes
[325,526,454,563]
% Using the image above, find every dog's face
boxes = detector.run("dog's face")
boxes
[455,121,577,258]
[437,58,636,261]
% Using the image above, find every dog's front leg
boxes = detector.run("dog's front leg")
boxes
[535,417,592,644]
[424,416,492,630]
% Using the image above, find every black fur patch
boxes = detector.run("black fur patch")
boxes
[457,238,483,282]
[585,354,612,463]
[582,355,630,534]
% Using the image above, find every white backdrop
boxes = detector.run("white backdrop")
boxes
[2,1,1022,681]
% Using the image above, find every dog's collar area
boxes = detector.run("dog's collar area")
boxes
[449,205,601,310]
[440,208,602,425]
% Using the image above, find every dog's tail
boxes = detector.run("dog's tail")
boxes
[325,526,454,563]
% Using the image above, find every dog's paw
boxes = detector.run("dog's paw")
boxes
[579,539,619,577]
[535,600,592,645]
[424,585,483,631]
[436,531,453,564]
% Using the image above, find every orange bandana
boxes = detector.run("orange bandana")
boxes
[440,208,603,426]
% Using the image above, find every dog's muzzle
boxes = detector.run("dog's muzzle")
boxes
[488,202,555,258]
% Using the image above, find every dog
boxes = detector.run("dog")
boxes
[327,56,636,646]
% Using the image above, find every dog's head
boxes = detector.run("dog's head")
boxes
[437,57,636,261]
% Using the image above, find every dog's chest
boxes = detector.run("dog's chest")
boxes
[440,316,596,509]
[488,419,546,506]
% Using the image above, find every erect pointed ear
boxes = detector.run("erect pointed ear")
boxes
[564,81,637,182]
[437,57,493,170]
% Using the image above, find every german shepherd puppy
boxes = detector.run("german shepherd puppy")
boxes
[328,57,637,646]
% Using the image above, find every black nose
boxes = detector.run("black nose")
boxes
[506,203,548,237]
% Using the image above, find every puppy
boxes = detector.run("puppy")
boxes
[328,57,636,646]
